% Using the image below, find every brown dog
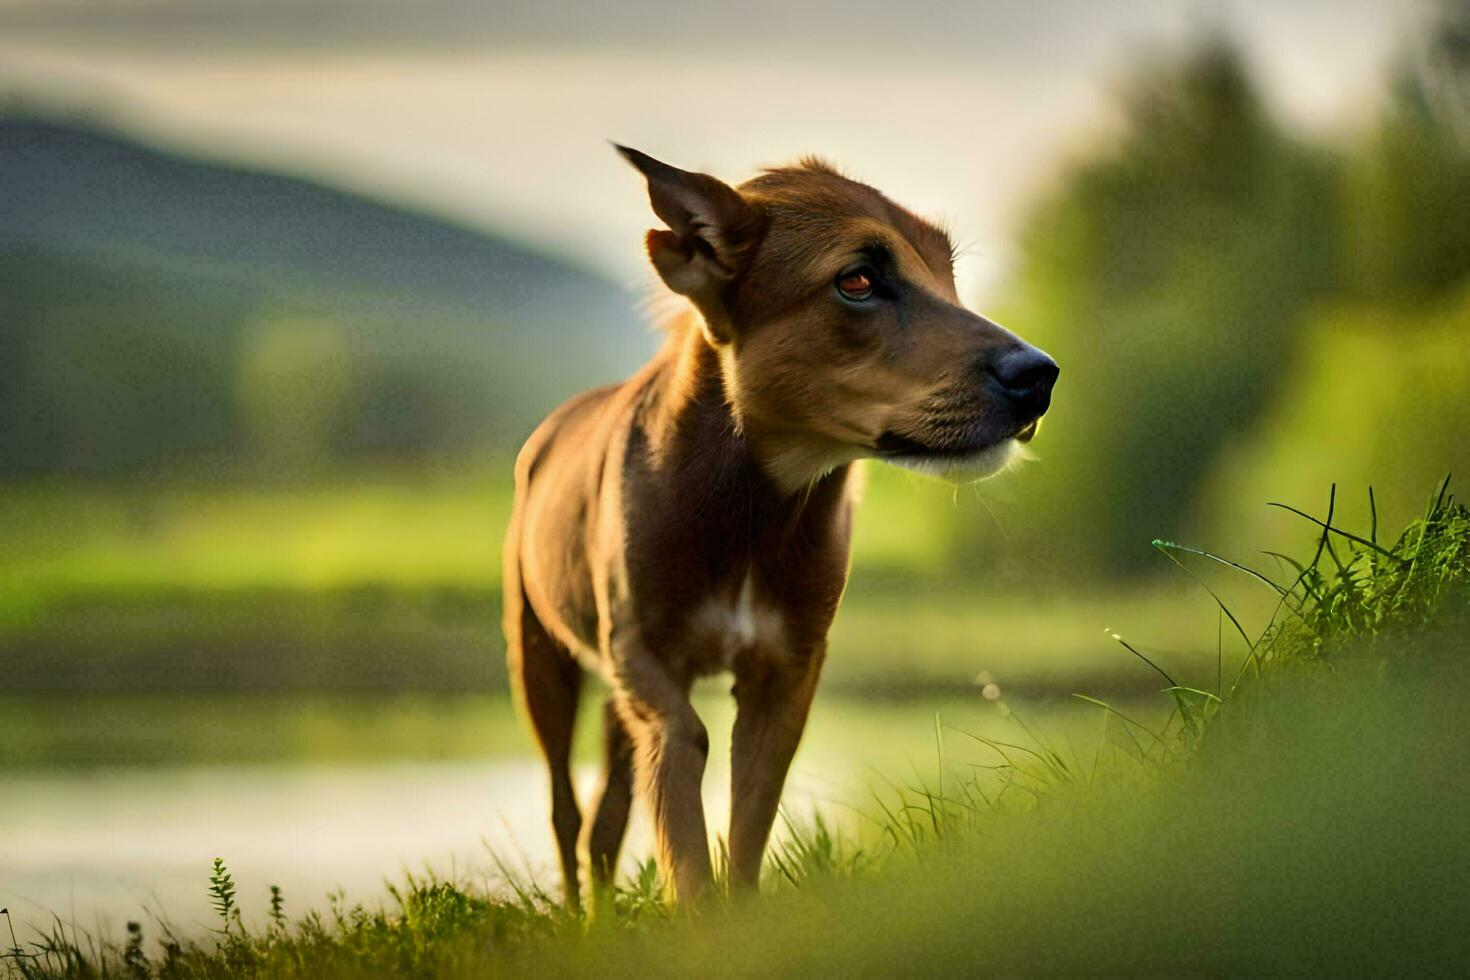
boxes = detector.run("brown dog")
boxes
[503,147,1057,905]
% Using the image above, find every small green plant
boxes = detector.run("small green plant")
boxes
[208,858,240,934]
[614,859,672,926]
[123,920,148,979]
[267,885,285,932]
[1,906,29,976]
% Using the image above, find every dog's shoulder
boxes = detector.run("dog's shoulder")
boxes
[514,383,623,486]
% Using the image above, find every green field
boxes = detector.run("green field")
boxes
[0,464,1250,699]
[0,462,975,605]
[0,469,516,612]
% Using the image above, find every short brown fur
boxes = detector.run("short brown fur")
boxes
[504,149,1057,905]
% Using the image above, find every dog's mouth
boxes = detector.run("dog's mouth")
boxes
[875,417,1040,460]
[873,414,1041,485]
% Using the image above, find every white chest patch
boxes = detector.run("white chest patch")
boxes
[689,573,786,669]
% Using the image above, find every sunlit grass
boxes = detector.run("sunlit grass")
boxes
[2,464,1233,696]
[0,469,516,607]
[0,462,961,623]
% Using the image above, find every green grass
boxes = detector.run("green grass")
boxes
[0,470,516,626]
[3,463,1121,697]
[0,464,969,624]
[8,480,1467,976]
[0,464,1241,697]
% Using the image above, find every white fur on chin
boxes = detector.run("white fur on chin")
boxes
[890,438,1031,485]
[761,438,1032,494]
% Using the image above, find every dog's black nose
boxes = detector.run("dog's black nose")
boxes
[988,344,1059,417]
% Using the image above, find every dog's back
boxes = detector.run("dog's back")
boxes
[503,377,626,670]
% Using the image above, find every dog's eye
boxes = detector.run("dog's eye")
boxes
[836,270,875,302]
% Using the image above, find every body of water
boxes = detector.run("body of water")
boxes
[1,690,1160,939]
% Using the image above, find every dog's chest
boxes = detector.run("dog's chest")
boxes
[685,572,787,672]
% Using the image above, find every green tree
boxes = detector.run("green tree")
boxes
[1343,0,1470,305]
[1193,2,1470,554]
[977,39,1338,579]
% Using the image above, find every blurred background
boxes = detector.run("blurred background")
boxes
[3,0,1467,936]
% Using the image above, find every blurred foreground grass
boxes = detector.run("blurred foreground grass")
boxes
[587,645,1470,976]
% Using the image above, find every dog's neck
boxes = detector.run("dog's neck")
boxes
[644,318,851,513]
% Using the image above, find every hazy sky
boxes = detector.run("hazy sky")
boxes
[0,0,1428,303]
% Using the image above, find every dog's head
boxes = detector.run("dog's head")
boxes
[618,146,1058,490]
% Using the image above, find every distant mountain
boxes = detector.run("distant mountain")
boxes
[0,115,656,475]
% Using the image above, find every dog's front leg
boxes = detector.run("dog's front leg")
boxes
[728,645,826,888]
[612,648,714,901]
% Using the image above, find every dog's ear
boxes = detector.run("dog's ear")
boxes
[615,144,763,344]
